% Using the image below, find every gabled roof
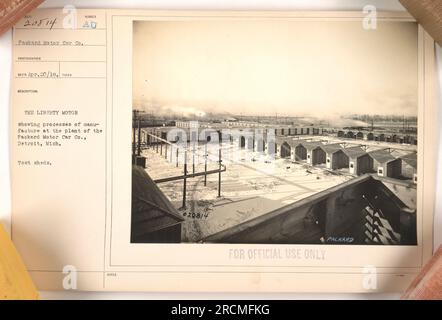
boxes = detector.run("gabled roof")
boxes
[390,150,405,158]
[288,138,308,145]
[131,166,184,239]
[300,141,323,150]
[202,175,408,243]
[277,138,309,147]
[369,149,396,163]
[343,146,367,158]
[320,143,343,154]
[275,136,289,144]
[401,153,417,168]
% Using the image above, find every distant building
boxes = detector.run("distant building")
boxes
[275,127,291,136]
[346,131,356,139]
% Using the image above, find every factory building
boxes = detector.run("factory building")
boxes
[343,146,373,176]
[302,141,326,165]
[292,141,308,161]
[401,153,417,183]
[263,133,277,156]
[253,129,266,152]
[320,144,349,170]
[272,126,325,137]
[369,149,402,179]
[279,141,292,158]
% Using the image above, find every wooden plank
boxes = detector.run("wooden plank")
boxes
[0,223,39,300]
[399,0,442,46]
[402,245,442,299]
[0,0,44,35]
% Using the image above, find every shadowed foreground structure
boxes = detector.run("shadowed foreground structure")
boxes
[131,165,184,243]
[203,175,416,245]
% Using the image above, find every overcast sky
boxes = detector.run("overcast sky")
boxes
[133,20,417,117]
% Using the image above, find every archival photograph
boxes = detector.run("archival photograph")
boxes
[130,19,418,245]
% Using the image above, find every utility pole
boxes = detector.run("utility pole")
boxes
[137,119,141,156]
[132,110,137,157]
[192,142,196,174]
[218,148,222,198]
[176,148,179,167]
[403,115,405,133]
[182,151,187,209]
[155,132,158,152]
[204,143,208,186]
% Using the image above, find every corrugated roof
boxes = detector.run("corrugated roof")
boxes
[369,149,396,163]
[343,146,367,158]
[131,166,184,238]
[401,153,417,168]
